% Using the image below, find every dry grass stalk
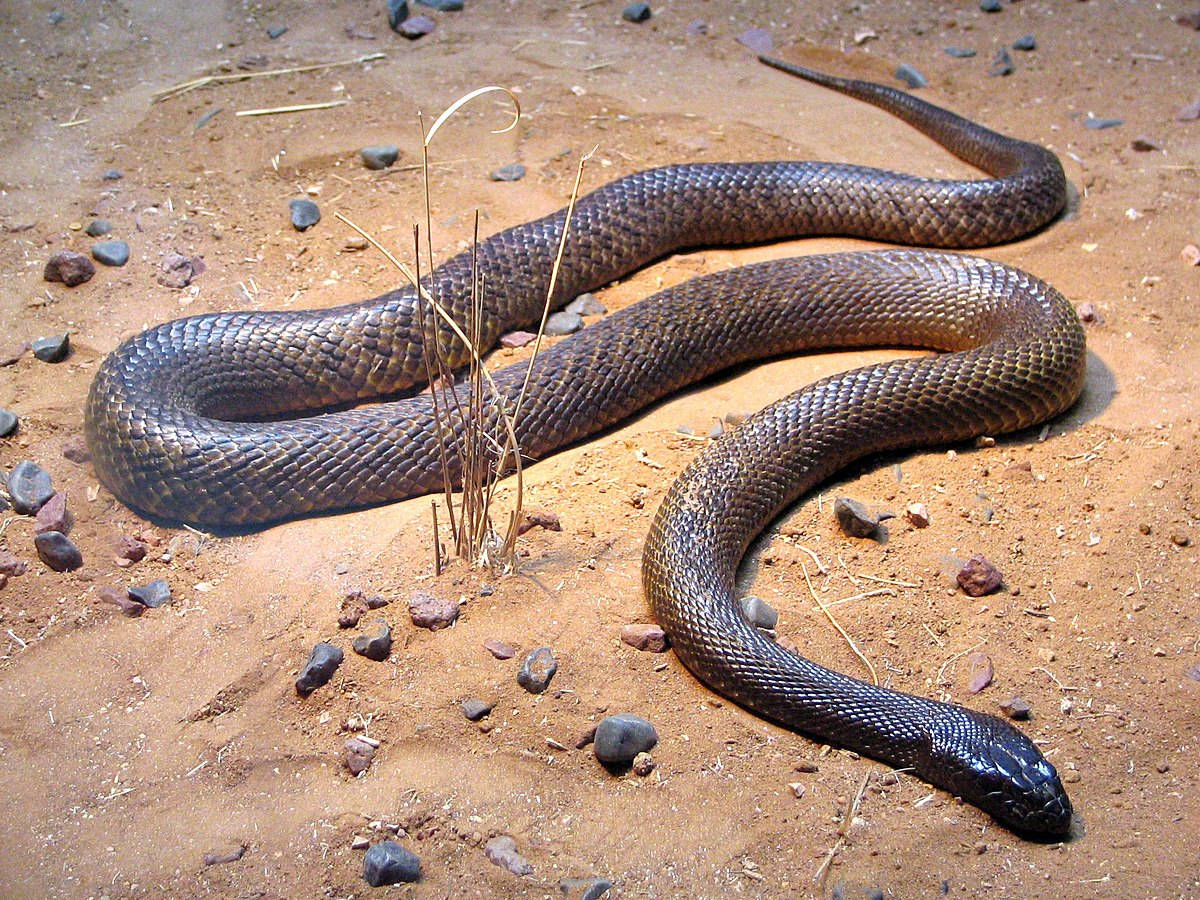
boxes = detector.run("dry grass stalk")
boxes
[235,100,348,117]
[152,52,386,102]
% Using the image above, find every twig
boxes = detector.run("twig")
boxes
[431,500,442,576]
[800,561,878,686]
[235,99,348,117]
[934,640,987,688]
[152,52,386,102]
[813,771,871,885]
[811,586,896,610]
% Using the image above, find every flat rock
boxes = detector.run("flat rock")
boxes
[360,145,399,169]
[620,623,669,652]
[128,578,171,608]
[483,639,515,659]
[490,163,526,182]
[85,219,112,237]
[409,591,459,630]
[7,460,55,514]
[397,14,435,38]
[43,250,95,286]
[289,199,321,231]
[0,550,29,577]
[735,28,773,53]
[295,642,344,695]
[91,240,130,266]
[461,698,494,721]
[834,497,880,538]
[34,492,70,535]
[352,622,393,661]
[34,531,83,572]
[484,835,533,876]
[499,330,536,348]
[565,292,607,316]
[966,651,994,693]
[895,63,928,88]
[32,333,70,363]
[362,840,420,885]
[517,646,557,694]
[560,877,614,899]
[60,436,91,463]
[999,696,1032,720]
[418,0,462,9]
[594,713,658,766]
[99,585,145,617]
[944,46,977,58]
[544,310,582,336]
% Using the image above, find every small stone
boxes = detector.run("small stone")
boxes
[32,333,70,363]
[685,20,708,36]
[499,330,536,348]
[408,590,460,630]
[397,15,435,38]
[794,759,819,773]
[34,492,70,535]
[944,46,977,58]
[43,250,95,286]
[91,240,130,267]
[957,554,1003,596]
[85,219,112,237]
[360,145,399,170]
[631,751,655,776]
[621,2,650,22]
[295,642,344,696]
[362,840,420,885]
[999,696,1032,720]
[114,535,149,564]
[157,252,204,288]
[484,639,515,659]
[7,460,55,514]
[128,578,172,608]
[103,169,123,181]
[0,409,17,437]
[418,0,462,10]
[267,24,288,38]
[1170,530,1191,547]
[979,0,1001,10]
[517,646,557,693]
[289,199,321,231]
[339,589,370,628]
[344,736,378,775]
[34,531,83,572]
[1178,98,1200,122]
[905,502,930,528]
[99,585,145,617]
[594,714,658,766]
[0,343,29,367]
[490,163,526,183]
[989,47,1014,77]
[48,11,64,24]
[966,651,994,694]
[0,550,29,577]
[560,878,614,900]
[517,509,562,534]
[894,64,928,89]
[565,293,607,316]
[788,782,806,799]
[1012,33,1036,51]
[620,623,669,652]
[738,595,778,630]
[1130,137,1162,152]
[484,835,533,876]
[735,28,772,53]
[343,236,369,251]
[61,436,91,463]
[1084,116,1123,130]
[461,698,494,721]
[1077,302,1102,323]
[1182,244,1200,267]
[352,622,393,661]
[386,0,409,29]
[834,497,881,538]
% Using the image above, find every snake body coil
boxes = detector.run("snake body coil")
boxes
[85,60,1083,834]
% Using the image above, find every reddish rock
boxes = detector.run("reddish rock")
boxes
[966,651,994,694]
[114,535,149,564]
[61,436,92,463]
[344,736,378,775]
[483,639,515,659]
[957,554,1003,597]
[408,591,459,630]
[999,696,1032,720]
[0,549,29,577]
[34,492,71,535]
[43,250,95,286]
[99,585,145,617]
[620,623,669,653]
[517,509,562,535]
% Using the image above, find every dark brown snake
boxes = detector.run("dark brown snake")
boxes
[85,59,1084,835]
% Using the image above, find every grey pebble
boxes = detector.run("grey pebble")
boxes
[895,64,927,89]
[102,169,123,181]
[32,333,70,363]
[128,578,172,608]
[48,10,64,24]
[397,14,435,38]
[834,496,881,538]
[989,47,1014,77]
[1012,33,1036,51]
[484,835,533,876]
[387,0,409,28]
[7,460,55,514]
[565,292,607,316]
[461,698,494,721]
[0,409,17,437]
[289,199,321,231]
[999,696,1032,720]
[352,622,393,661]
[561,877,614,900]
[979,0,1002,11]
[944,46,976,58]
[85,219,112,237]
[517,646,557,694]
[267,25,288,38]
[594,713,658,766]
[735,28,773,53]
[544,310,582,336]
[295,642,344,695]
[34,531,83,572]
[362,840,421,886]
[360,145,399,170]
[490,163,526,182]
[621,2,650,22]
[419,0,462,9]
[92,240,130,267]
[1084,116,1123,130]
[344,736,377,775]
[738,594,779,630]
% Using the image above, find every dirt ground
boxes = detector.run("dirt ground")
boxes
[1,0,1198,897]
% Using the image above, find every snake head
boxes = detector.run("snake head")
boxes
[924,707,1073,838]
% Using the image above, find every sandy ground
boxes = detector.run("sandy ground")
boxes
[1,0,1199,897]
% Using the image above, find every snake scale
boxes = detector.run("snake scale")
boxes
[85,58,1084,835]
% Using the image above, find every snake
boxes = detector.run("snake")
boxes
[85,58,1084,835]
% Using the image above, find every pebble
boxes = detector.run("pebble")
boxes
[966,651,994,693]
[360,145,399,170]
[544,310,582,336]
[91,240,130,267]
[1181,244,1200,267]
[103,169,124,181]
[685,20,708,36]
[979,0,1002,11]
[484,835,533,876]
[999,696,1032,720]
[620,623,669,652]
[344,736,378,775]
[157,252,203,288]
[34,531,83,572]
[1077,301,1102,323]
[1084,116,1123,130]
[0,550,29,577]
[461,698,494,721]
[894,64,928,89]
[1178,98,1200,121]
[128,578,172,608]
[32,333,70,363]
[85,219,112,237]
[484,638,516,659]
[419,0,462,9]
[99,585,145,617]
[362,840,420,885]
[397,15,435,38]
[500,330,537,348]
[0,343,29,366]
[289,199,321,231]
[560,877,614,900]
[593,713,658,766]
[7,460,55,514]
[517,646,557,693]
[295,642,344,696]
[738,595,779,630]
[957,553,1003,596]
[0,409,17,437]
[565,293,607,316]
[944,46,977,58]
[408,590,460,630]
[1170,530,1191,547]
[387,0,409,29]
[631,751,655,776]
[352,622,393,661]
[834,497,881,538]
[267,25,288,38]
[490,163,526,182]
[114,535,148,565]
[905,502,930,528]
[518,509,562,534]
[1130,137,1163,152]
[989,48,1014,77]
[736,28,773,53]
[1012,33,1036,51]
[34,492,70,535]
